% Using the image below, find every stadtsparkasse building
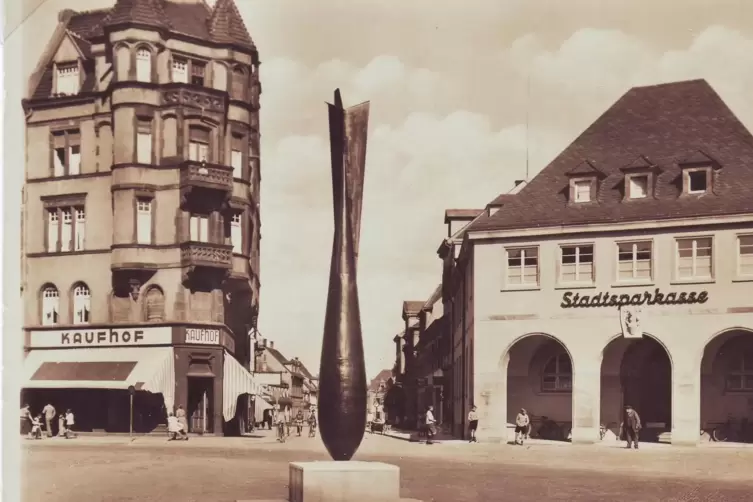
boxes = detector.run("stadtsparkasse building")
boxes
[20,0,262,436]
[440,79,753,445]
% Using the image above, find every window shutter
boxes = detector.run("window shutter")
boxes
[61,209,73,252]
[74,208,86,251]
[231,212,242,253]
[47,211,59,252]
[137,132,153,163]
[137,200,152,244]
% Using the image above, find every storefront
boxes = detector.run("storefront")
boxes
[22,323,258,435]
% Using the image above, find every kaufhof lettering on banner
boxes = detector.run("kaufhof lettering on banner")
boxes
[29,327,172,348]
[185,328,221,345]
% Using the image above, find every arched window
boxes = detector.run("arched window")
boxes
[72,283,91,325]
[144,286,165,321]
[542,352,572,392]
[41,285,59,326]
[135,47,152,82]
[726,350,753,391]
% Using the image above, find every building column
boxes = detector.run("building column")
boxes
[475,370,507,443]
[570,346,601,445]
[671,356,701,446]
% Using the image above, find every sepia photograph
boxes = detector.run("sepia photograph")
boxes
[2,0,753,501]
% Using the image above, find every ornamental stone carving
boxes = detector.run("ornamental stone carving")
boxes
[161,88,225,112]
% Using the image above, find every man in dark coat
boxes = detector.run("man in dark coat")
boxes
[623,405,641,449]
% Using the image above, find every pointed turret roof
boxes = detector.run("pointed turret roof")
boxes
[209,0,255,49]
[104,0,170,30]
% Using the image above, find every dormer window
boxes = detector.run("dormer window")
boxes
[566,160,602,204]
[685,167,710,194]
[573,180,592,202]
[627,174,648,199]
[56,63,79,95]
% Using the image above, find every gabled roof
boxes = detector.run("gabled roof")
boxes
[620,155,657,172]
[678,149,719,167]
[469,79,753,233]
[566,159,604,177]
[26,0,256,101]
[368,369,393,392]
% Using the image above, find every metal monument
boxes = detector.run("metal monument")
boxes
[318,89,370,461]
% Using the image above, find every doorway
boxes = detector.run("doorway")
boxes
[621,337,671,441]
[188,377,213,433]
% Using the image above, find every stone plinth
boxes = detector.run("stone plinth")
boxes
[290,461,399,502]
[242,461,422,502]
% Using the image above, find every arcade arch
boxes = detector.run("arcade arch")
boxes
[505,334,573,441]
[600,335,672,443]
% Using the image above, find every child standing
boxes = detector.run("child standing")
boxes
[64,409,76,439]
[467,406,479,443]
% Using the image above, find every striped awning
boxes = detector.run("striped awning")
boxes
[22,347,175,411]
[222,351,257,421]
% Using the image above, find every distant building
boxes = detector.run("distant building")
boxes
[367,369,393,420]
[19,0,262,436]
[439,80,753,444]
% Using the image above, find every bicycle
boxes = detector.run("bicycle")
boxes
[277,421,286,443]
[712,416,753,443]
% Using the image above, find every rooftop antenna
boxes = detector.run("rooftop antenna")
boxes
[525,71,531,182]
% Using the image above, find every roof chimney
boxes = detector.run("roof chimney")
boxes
[58,9,76,23]
[514,180,525,187]
[262,338,267,347]
[270,341,275,349]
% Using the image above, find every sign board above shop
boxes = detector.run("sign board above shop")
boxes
[29,327,173,349]
[184,327,221,345]
[561,288,709,309]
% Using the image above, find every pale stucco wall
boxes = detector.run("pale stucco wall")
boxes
[471,223,753,445]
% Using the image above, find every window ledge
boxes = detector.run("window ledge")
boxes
[732,276,753,283]
[554,283,596,290]
[610,281,656,289]
[27,249,109,258]
[501,285,541,293]
[670,278,715,286]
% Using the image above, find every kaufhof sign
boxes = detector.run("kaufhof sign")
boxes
[29,326,172,348]
[184,327,221,345]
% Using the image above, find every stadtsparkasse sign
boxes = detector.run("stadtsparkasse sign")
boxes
[29,326,172,348]
[561,288,709,309]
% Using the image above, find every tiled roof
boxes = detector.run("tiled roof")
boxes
[104,0,170,30]
[31,66,97,100]
[469,80,753,233]
[208,0,255,49]
[66,9,109,39]
[162,1,212,40]
[368,369,393,392]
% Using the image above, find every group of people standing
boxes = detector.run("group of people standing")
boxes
[20,403,75,439]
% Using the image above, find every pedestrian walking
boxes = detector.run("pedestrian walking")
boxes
[20,404,33,437]
[307,409,317,438]
[622,405,641,449]
[425,405,437,445]
[176,405,188,436]
[467,405,479,443]
[42,403,56,438]
[294,410,305,437]
[514,408,529,445]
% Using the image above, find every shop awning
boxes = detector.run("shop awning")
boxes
[22,347,175,411]
[254,394,274,419]
[222,351,257,422]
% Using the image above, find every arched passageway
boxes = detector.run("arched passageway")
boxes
[506,335,572,442]
[601,336,672,443]
[701,329,753,443]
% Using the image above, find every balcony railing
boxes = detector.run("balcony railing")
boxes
[180,242,232,270]
[180,161,234,193]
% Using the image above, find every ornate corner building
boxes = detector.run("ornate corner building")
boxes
[20,0,262,436]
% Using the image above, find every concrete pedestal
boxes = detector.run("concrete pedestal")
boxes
[244,461,421,502]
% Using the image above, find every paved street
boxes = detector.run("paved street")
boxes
[20,432,753,502]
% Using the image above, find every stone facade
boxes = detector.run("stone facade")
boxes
[21,0,261,436]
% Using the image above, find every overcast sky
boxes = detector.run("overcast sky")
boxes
[4,0,753,379]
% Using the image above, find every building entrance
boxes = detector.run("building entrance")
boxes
[620,337,671,442]
[188,377,213,433]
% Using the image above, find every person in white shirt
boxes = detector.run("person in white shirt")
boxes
[467,406,479,443]
[64,409,77,439]
[425,405,437,445]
